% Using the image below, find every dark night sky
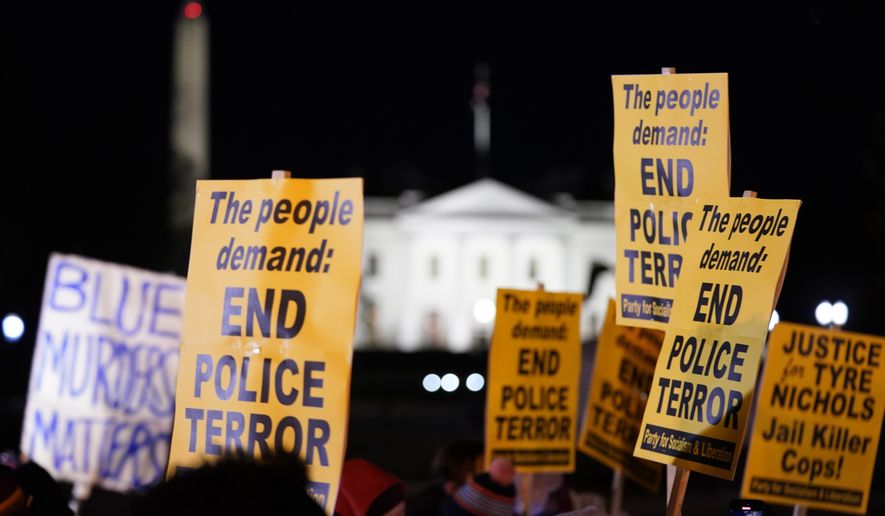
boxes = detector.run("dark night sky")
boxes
[0,1,883,443]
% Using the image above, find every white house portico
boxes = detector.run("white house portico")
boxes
[357,178,615,352]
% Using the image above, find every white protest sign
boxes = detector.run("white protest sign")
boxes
[21,253,185,491]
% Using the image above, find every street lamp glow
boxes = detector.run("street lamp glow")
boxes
[2,314,24,342]
[441,373,459,392]
[831,301,848,326]
[769,310,780,331]
[473,298,496,324]
[815,301,833,326]
[466,373,485,392]
[422,373,441,392]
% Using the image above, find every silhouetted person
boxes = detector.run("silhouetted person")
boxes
[136,453,324,516]
[408,440,484,515]
[442,458,515,516]
[1,461,73,516]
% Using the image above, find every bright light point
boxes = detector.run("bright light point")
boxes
[473,298,495,324]
[466,373,485,392]
[441,373,459,392]
[2,314,24,342]
[769,310,780,331]
[831,301,848,326]
[422,374,441,392]
[815,301,833,326]
[183,2,202,19]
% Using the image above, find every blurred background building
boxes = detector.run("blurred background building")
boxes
[358,179,615,351]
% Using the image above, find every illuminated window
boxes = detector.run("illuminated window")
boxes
[429,255,439,279]
[367,253,378,277]
[479,256,489,279]
[528,257,538,280]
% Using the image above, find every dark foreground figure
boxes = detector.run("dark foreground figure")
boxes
[136,454,325,516]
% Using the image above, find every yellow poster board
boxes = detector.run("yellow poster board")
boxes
[166,178,363,513]
[613,73,730,330]
[634,197,800,479]
[741,322,885,514]
[578,299,663,491]
[485,288,582,473]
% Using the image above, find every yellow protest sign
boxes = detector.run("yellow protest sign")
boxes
[485,288,582,473]
[634,197,800,479]
[741,322,885,514]
[613,73,730,199]
[166,178,363,513]
[577,299,663,491]
[578,300,664,491]
[612,73,730,330]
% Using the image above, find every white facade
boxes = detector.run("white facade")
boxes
[356,179,615,352]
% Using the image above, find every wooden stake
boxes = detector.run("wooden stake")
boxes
[517,281,546,514]
[665,467,690,516]
[660,66,682,515]
[611,468,624,516]
[519,474,534,515]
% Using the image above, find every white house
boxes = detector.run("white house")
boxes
[357,178,615,352]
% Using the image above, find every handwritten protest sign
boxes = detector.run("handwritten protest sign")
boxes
[21,253,185,491]
[741,322,884,514]
[613,73,730,330]
[634,197,800,479]
[578,299,663,490]
[166,178,363,512]
[485,288,582,472]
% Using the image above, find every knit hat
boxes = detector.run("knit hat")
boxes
[451,472,516,516]
[335,459,404,516]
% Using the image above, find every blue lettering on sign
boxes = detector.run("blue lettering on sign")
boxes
[45,258,184,339]
[26,408,169,490]
[30,329,178,417]
[48,260,89,311]
[181,408,331,466]
[221,287,306,339]
[620,294,672,323]
[28,257,185,492]
[182,354,332,466]
[191,354,325,407]
[306,482,331,510]
[149,282,184,339]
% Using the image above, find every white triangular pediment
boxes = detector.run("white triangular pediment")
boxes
[401,178,571,218]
